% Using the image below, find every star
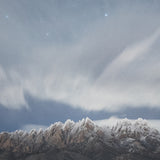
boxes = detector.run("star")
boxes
[105,13,108,17]
[45,32,49,36]
[5,15,9,19]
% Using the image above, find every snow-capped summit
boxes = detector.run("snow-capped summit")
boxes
[112,118,159,138]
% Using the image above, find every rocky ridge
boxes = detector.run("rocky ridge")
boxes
[0,118,160,160]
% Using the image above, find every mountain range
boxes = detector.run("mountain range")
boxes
[0,118,160,160]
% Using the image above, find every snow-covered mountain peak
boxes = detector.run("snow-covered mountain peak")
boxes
[63,119,75,130]
[111,118,160,141]
[0,118,160,160]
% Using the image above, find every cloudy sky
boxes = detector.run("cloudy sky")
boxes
[0,0,160,132]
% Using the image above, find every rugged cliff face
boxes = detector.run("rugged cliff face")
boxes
[0,118,160,160]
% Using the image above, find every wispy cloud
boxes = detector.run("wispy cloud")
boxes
[0,66,26,108]
[98,28,160,80]
[0,0,160,112]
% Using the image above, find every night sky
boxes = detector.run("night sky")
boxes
[0,0,160,132]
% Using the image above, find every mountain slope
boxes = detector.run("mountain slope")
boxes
[0,118,160,160]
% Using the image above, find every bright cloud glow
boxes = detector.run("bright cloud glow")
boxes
[21,124,47,132]
[21,118,160,132]
[95,117,160,131]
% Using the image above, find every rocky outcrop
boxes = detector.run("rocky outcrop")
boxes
[0,118,160,160]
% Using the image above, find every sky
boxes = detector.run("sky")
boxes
[0,0,160,132]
